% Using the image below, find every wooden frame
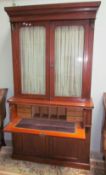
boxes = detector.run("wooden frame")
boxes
[4,118,86,139]
[5,1,100,101]
[5,1,100,21]
[50,20,91,100]
[11,22,50,99]
[4,1,100,170]
[11,20,91,100]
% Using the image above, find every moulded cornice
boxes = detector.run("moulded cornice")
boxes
[4,1,101,22]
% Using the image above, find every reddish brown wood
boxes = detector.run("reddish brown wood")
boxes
[7,96,94,108]
[83,109,92,127]
[11,24,21,96]
[17,105,32,119]
[11,22,50,99]
[50,20,92,100]
[10,18,96,100]
[82,20,95,98]
[5,1,100,22]
[9,104,17,121]
[4,1,100,169]
[5,2,100,100]
[11,132,91,169]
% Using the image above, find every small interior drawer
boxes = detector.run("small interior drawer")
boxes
[67,107,83,122]
[17,105,32,118]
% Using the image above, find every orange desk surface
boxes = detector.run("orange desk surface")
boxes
[4,118,86,139]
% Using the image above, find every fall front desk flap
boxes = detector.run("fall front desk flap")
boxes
[4,118,86,139]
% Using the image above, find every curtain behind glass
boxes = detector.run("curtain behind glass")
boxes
[20,26,46,95]
[55,26,84,97]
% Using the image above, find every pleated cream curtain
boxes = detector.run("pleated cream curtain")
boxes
[55,26,84,97]
[20,26,46,94]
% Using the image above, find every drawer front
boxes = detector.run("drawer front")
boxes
[17,105,32,118]
[67,107,83,122]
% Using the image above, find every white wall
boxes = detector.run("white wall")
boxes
[0,0,106,152]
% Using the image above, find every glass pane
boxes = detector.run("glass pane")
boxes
[55,26,84,97]
[20,26,46,95]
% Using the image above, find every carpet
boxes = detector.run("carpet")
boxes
[0,171,21,175]
[0,146,105,175]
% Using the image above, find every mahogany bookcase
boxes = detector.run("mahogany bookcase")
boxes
[4,1,100,169]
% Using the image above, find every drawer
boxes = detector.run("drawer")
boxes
[67,107,83,122]
[17,105,32,118]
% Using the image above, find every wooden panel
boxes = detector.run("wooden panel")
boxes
[57,107,66,120]
[47,129,91,163]
[17,105,32,118]
[12,133,23,155]
[67,107,83,122]
[22,134,47,157]
[8,97,94,108]
[32,106,40,118]
[49,137,78,160]
[40,106,49,118]
[49,106,57,119]
[83,109,92,127]
[9,104,17,121]
[11,132,90,169]
[5,2,101,22]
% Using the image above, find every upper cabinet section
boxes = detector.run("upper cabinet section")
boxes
[5,2,100,101]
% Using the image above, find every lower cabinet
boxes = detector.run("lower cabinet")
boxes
[12,130,91,169]
[4,101,93,170]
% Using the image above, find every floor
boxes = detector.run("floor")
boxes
[0,146,105,175]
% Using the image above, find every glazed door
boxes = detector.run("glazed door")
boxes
[12,21,89,100]
[50,21,89,100]
[12,22,50,99]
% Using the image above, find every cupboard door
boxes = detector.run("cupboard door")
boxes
[13,133,48,158]
[54,25,84,97]
[16,23,50,98]
[50,22,87,100]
